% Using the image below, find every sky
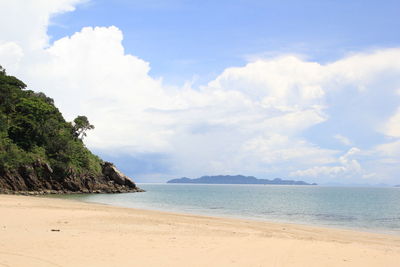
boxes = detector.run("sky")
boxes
[0,0,400,184]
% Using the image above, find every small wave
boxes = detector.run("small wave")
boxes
[283,212,357,222]
[260,210,276,214]
[374,217,400,222]
[313,213,356,221]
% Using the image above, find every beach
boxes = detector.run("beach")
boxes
[0,195,399,267]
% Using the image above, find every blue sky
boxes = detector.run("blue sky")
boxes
[1,0,400,184]
[48,0,400,85]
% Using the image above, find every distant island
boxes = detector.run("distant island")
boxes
[167,175,317,185]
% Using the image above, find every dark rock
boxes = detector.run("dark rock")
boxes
[101,162,131,186]
[0,160,143,195]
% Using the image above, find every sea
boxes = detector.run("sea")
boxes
[54,184,400,235]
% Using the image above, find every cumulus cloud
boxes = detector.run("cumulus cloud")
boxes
[0,42,24,73]
[290,148,363,179]
[0,0,84,51]
[28,26,173,152]
[383,108,400,138]
[1,1,400,183]
[242,134,336,165]
[375,140,400,158]
[207,57,326,111]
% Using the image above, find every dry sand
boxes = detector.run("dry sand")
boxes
[0,194,399,267]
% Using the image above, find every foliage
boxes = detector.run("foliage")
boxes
[72,115,94,139]
[0,66,102,176]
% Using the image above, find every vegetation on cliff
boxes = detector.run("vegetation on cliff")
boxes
[0,65,101,176]
[0,66,139,193]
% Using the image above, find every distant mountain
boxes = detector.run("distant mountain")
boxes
[395,185,400,187]
[167,175,317,185]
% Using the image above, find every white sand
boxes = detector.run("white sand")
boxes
[0,194,399,267]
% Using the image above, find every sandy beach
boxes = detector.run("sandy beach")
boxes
[0,195,399,267]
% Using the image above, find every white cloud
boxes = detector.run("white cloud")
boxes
[242,134,336,165]
[1,1,400,183]
[36,26,175,152]
[383,108,400,138]
[291,148,363,179]
[326,49,400,87]
[334,134,352,146]
[0,42,24,73]
[206,56,326,111]
[0,0,84,51]
[374,140,400,158]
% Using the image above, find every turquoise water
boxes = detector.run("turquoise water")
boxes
[54,184,400,234]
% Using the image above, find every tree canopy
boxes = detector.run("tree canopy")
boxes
[73,115,95,139]
[0,66,102,176]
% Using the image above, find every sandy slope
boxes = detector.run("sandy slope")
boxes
[0,195,399,267]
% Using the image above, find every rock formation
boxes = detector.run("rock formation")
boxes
[0,161,143,195]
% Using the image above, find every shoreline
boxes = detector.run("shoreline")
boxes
[47,190,400,237]
[1,194,399,266]
[47,194,399,236]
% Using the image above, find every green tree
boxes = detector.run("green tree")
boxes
[0,66,102,176]
[72,115,94,139]
[8,97,59,150]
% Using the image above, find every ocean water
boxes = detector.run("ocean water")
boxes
[54,184,400,234]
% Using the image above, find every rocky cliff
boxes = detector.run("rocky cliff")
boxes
[0,161,142,195]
